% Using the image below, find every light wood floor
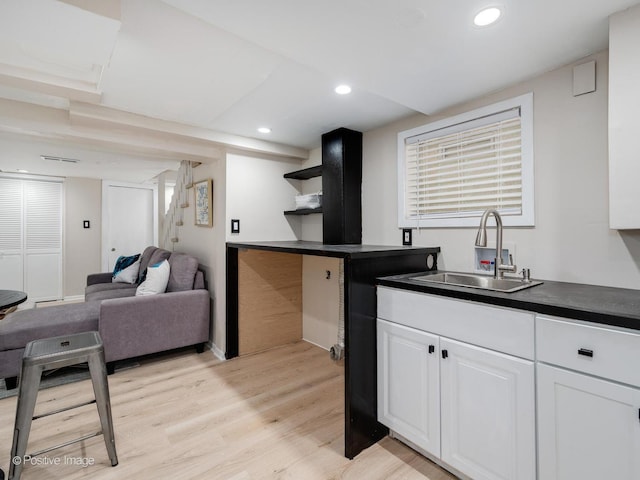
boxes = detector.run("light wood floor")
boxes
[0,342,455,479]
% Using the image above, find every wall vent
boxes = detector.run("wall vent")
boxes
[40,155,80,163]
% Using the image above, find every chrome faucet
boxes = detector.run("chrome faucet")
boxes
[475,209,517,279]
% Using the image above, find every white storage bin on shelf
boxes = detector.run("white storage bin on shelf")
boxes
[295,192,322,210]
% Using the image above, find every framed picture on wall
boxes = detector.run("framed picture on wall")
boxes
[194,178,213,227]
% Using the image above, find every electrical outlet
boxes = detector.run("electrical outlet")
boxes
[402,229,412,246]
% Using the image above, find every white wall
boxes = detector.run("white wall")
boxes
[302,255,340,350]
[172,159,226,356]
[225,152,304,242]
[362,49,640,289]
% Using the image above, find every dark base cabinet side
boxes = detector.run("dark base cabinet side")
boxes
[225,246,239,359]
[344,252,434,459]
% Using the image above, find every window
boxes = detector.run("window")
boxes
[397,93,534,228]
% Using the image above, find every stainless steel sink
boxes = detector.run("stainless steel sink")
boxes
[412,272,543,293]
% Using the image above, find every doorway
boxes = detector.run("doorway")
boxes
[101,181,157,271]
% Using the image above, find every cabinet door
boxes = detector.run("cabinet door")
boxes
[440,338,535,480]
[538,363,640,480]
[377,318,440,456]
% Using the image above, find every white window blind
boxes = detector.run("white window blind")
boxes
[398,93,534,228]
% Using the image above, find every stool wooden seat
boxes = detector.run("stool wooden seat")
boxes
[8,331,118,480]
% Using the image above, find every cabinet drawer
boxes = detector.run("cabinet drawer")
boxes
[536,315,640,387]
[377,287,534,359]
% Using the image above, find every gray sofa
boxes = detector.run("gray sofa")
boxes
[0,246,210,390]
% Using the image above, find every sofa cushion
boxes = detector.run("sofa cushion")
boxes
[138,246,158,283]
[167,253,199,292]
[136,259,170,296]
[0,302,100,351]
[140,248,171,283]
[85,286,137,303]
[113,255,140,284]
[86,281,136,296]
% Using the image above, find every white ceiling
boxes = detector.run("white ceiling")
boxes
[0,0,638,181]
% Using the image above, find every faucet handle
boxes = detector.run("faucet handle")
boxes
[498,254,517,274]
[520,268,531,282]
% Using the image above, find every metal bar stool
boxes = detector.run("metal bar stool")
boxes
[9,331,118,480]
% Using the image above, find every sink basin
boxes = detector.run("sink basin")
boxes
[412,272,543,293]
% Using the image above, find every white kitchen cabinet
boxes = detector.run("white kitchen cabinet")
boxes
[377,318,440,456]
[376,287,536,480]
[536,315,640,480]
[537,364,640,480]
[608,4,640,229]
[440,338,535,480]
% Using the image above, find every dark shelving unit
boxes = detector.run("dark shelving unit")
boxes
[284,165,323,216]
[322,128,362,245]
[284,207,323,215]
[283,165,322,180]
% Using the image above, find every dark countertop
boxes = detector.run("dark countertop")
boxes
[227,240,440,259]
[377,271,640,331]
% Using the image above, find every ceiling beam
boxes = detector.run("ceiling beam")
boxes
[0,98,223,161]
[68,102,309,160]
[0,63,101,104]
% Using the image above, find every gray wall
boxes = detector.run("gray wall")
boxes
[360,50,640,289]
[64,177,101,297]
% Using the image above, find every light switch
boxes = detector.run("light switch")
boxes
[231,219,240,234]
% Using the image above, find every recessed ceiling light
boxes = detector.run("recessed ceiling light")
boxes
[474,7,501,26]
[16,169,29,173]
[257,127,271,134]
[335,85,352,95]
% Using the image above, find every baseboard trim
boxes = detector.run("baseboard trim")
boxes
[301,337,331,352]
[64,295,85,302]
[209,342,225,361]
[35,296,84,308]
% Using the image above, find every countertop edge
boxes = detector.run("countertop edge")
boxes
[377,274,640,332]
[226,241,441,259]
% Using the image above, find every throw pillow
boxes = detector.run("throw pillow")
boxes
[112,254,141,284]
[136,259,170,296]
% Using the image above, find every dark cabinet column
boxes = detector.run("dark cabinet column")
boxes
[322,128,362,244]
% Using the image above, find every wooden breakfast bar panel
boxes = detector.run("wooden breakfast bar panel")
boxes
[238,249,302,355]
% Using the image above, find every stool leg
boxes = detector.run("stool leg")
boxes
[9,364,42,480]
[87,352,118,467]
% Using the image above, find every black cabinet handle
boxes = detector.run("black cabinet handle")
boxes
[578,348,594,358]
[428,345,435,354]
[442,349,448,359]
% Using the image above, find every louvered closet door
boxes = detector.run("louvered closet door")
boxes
[0,177,62,302]
[0,178,24,290]
[24,180,63,302]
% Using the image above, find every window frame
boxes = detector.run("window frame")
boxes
[397,93,535,228]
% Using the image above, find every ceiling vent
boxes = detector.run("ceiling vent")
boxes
[40,155,80,163]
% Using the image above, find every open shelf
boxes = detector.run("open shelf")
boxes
[283,165,322,180]
[284,207,323,216]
